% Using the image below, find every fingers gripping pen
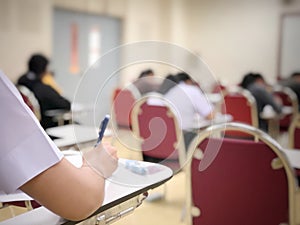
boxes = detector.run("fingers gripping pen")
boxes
[95,115,110,147]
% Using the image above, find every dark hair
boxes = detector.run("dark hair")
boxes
[241,73,254,88]
[158,74,178,94]
[28,54,49,77]
[176,72,191,82]
[139,69,154,78]
[253,73,264,81]
[291,72,300,78]
[240,72,264,89]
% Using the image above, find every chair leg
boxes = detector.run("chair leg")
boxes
[180,205,186,222]
[145,184,167,202]
[24,201,33,211]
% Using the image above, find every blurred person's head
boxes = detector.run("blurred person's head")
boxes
[252,73,266,86]
[176,72,190,82]
[28,54,49,78]
[138,69,154,78]
[176,72,197,85]
[291,72,300,83]
[158,74,178,94]
[241,72,265,89]
[241,73,256,89]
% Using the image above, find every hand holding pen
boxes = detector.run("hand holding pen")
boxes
[83,114,118,178]
[95,114,110,147]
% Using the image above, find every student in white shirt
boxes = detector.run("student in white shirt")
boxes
[165,73,215,149]
[0,71,118,221]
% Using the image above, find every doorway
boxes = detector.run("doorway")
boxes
[52,8,121,125]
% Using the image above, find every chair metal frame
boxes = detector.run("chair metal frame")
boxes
[289,113,300,149]
[184,122,300,225]
[130,93,186,171]
[274,85,299,132]
[16,85,41,121]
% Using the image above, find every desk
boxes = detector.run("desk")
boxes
[206,93,222,105]
[45,103,94,126]
[192,113,233,130]
[260,106,292,138]
[44,109,71,126]
[0,153,173,225]
[281,149,300,169]
[46,124,112,150]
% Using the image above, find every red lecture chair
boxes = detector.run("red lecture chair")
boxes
[17,85,41,121]
[111,86,141,129]
[185,122,299,225]
[131,94,186,173]
[222,88,258,138]
[273,85,298,132]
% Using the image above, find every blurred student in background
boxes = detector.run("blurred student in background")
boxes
[146,74,179,106]
[241,73,282,131]
[157,74,178,95]
[165,73,215,149]
[132,69,161,95]
[17,54,71,129]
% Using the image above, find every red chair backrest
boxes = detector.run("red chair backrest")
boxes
[290,115,300,149]
[20,92,35,112]
[191,137,289,225]
[223,93,253,125]
[17,85,41,120]
[222,91,257,138]
[112,88,137,128]
[131,98,185,172]
[294,127,300,149]
[273,88,298,132]
[137,102,179,160]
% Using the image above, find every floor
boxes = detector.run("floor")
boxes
[114,173,186,225]
[108,128,187,225]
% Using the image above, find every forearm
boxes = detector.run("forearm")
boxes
[20,158,105,221]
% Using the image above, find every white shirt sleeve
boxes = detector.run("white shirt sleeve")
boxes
[0,71,63,194]
[189,86,214,117]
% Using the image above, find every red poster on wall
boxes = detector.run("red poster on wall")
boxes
[69,23,80,74]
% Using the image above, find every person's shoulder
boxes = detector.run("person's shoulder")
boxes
[17,73,28,84]
[35,82,57,92]
[184,83,203,94]
[248,83,263,91]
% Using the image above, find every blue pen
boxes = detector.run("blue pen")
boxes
[95,114,110,147]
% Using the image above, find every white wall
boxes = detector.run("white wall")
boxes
[119,0,300,88]
[0,0,52,82]
[186,0,281,85]
[1,0,300,88]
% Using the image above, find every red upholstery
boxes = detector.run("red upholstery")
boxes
[17,85,41,120]
[293,127,300,149]
[20,93,35,112]
[135,102,181,171]
[112,88,136,129]
[223,93,253,125]
[274,90,293,131]
[222,92,256,138]
[191,138,289,225]
[3,200,41,209]
[288,115,300,178]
